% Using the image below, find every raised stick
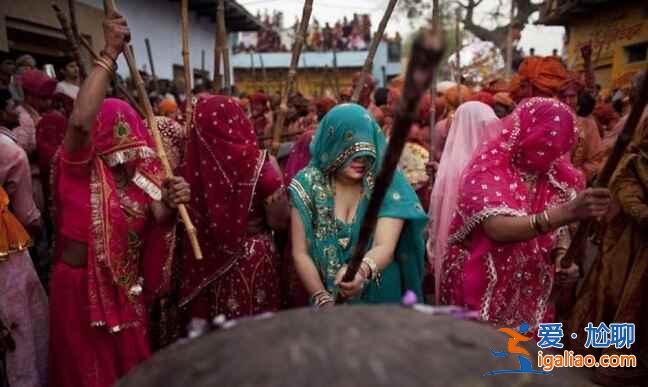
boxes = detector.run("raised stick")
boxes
[455,7,462,104]
[337,27,445,303]
[52,3,87,80]
[213,7,222,91]
[270,0,313,155]
[181,0,194,136]
[428,0,440,165]
[505,0,515,79]
[145,38,158,92]
[67,0,88,80]
[351,0,398,103]
[104,0,203,260]
[78,34,144,117]
[217,0,231,94]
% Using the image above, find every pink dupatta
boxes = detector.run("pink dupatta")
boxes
[439,97,584,331]
[427,101,499,303]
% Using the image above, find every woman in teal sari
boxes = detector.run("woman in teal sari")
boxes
[289,103,427,307]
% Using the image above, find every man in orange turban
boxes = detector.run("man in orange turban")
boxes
[509,56,568,102]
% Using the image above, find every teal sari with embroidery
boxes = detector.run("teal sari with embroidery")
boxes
[288,103,428,303]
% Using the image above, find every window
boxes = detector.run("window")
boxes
[625,42,648,64]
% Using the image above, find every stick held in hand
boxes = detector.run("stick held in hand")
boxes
[337,28,445,303]
[102,0,203,260]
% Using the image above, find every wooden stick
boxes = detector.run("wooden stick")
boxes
[213,7,222,91]
[78,34,144,117]
[104,0,203,260]
[455,7,463,104]
[145,38,158,93]
[217,0,231,94]
[351,0,398,103]
[67,0,88,80]
[259,52,267,86]
[270,0,313,155]
[428,0,440,154]
[52,3,87,80]
[337,27,445,303]
[505,0,515,80]
[332,47,341,100]
[181,0,194,136]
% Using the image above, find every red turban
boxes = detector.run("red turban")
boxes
[316,96,337,115]
[467,91,495,107]
[20,69,57,98]
[444,85,472,110]
[250,92,269,106]
[510,56,568,99]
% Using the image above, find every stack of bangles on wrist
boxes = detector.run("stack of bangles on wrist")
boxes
[529,210,552,235]
[95,52,117,74]
[361,256,382,286]
[310,290,334,309]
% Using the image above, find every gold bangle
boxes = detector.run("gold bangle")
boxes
[96,55,117,72]
[529,215,537,235]
[94,59,113,74]
[361,257,378,281]
[541,210,551,233]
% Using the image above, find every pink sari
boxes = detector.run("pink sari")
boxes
[49,99,164,387]
[427,101,499,303]
[439,98,584,332]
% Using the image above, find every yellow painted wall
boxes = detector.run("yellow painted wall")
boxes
[234,68,358,98]
[565,1,647,88]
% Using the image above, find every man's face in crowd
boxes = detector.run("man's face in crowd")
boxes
[63,62,79,81]
[0,99,19,128]
[0,60,16,78]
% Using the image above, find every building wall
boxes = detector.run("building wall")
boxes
[77,0,235,83]
[0,0,104,58]
[234,67,358,97]
[565,1,648,88]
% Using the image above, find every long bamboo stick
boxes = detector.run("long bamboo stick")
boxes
[213,8,222,91]
[270,0,313,155]
[67,0,88,80]
[52,3,87,80]
[181,0,194,135]
[351,0,398,103]
[217,0,231,94]
[144,38,158,93]
[77,35,144,117]
[505,0,515,79]
[428,0,440,183]
[455,7,462,104]
[103,0,203,260]
[337,27,446,303]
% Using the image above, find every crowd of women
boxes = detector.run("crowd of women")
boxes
[0,9,646,387]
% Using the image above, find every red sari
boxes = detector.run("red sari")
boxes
[49,99,165,387]
[179,95,283,320]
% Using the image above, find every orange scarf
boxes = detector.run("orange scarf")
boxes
[0,186,32,259]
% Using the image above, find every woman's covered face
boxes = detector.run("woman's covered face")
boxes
[338,156,371,181]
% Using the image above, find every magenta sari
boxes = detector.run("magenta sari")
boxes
[439,98,584,332]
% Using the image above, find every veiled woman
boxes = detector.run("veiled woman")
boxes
[289,104,427,308]
[49,12,191,387]
[178,95,289,321]
[439,97,610,332]
[427,101,499,303]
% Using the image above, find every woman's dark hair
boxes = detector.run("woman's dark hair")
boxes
[577,93,596,117]
[374,87,389,106]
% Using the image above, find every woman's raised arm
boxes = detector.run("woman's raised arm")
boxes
[64,10,130,153]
